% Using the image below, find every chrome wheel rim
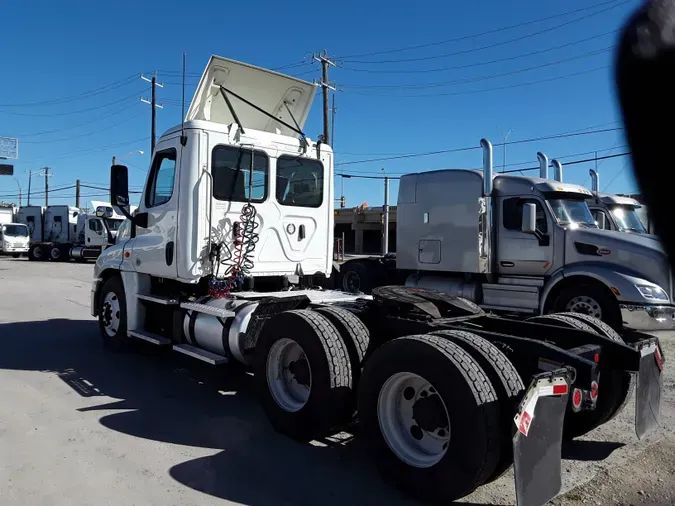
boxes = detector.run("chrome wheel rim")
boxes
[565,296,602,319]
[378,372,450,468]
[101,291,121,337]
[266,338,312,412]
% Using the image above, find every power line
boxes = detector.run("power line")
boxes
[0,73,139,107]
[21,112,144,144]
[18,136,150,164]
[0,89,145,117]
[336,0,626,60]
[339,126,622,166]
[340,0,629,64]
[501,151,630,173]
[340,30,616,74]
[344,64,610,98]
[341,46,613,89]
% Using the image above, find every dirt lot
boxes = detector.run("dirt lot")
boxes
[0,256,673,505]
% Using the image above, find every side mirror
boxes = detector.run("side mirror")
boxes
[522,203,537,234]
[110,164,130,209]
[95,206,113,218]
[596,213,607,230]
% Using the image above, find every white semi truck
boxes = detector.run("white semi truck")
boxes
[20,203,129,262]
[0,206,29,257]
[339,150,674,332]
[90,55,664,506]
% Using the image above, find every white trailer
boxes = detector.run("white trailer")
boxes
[89,55,664,506]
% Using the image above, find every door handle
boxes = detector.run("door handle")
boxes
[298,224,305,241]
[165,241,174,266]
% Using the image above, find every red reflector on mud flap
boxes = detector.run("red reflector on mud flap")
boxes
[655,347,664,372]
[514,375,569,437]
[594,353,600,363]
[590,381,599,400]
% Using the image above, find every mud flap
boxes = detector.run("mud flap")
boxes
[513,369,572,506]
[635,341,664,439]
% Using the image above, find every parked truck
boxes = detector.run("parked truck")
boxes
[21,203,129,262]
[0,206,29,257]
[339,149,674,331]
[89,55,664,506]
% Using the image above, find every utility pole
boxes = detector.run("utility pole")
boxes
[44,167,52,207]
[25,169,38,206]
[14,178,21,207]
[382,168,390,255]
[76,179,81,208]
[141,72,164,156]
[313,51,336,145]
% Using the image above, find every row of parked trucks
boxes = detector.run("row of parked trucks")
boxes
[0,201,132,261]
[92,55,668,506]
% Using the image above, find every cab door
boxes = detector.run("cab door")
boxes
[497,196,554,276]
[127,136,180,278]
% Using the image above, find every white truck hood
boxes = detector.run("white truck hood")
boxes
[186,55,316,137]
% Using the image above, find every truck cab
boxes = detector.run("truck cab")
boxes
[344,144,675,331]
[584,169,651,235]
[0,223,30,257]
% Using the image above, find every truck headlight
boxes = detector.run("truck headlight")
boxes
[636,284,669,301]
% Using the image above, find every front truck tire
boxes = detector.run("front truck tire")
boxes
[253,310,354,442]
[552,282,622,330]
[358,334,501,503]
[339,259,385,294]
[527,313,633,438]
[432,329,525,483]
[98,276,130,352]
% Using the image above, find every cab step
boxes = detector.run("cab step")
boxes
[137,294,180,305]
[180,302,235,319]
[173,344,228,365]
[128,330,172,345]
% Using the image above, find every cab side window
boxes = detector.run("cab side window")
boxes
[503,198,548,233]
[146,149,177,208]
[89,219,103,234]
[591,210,611,229]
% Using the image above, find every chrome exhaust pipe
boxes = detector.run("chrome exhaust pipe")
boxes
[537,152,549,179]
[481,138,493,196]
[589,169,600,197]
[552,159,563,182]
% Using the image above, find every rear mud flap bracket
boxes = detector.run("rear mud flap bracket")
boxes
[513,368,572,506]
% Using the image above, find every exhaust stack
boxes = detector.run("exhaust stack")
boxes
[589,169,600,196]
[537,152,549,179]
[481,138,493,196]
[552,159,563,182]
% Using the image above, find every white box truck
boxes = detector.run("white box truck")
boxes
[0,206,29,257]
[88,55,664,506]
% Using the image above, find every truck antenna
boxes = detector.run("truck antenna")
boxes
[180,52,187,146]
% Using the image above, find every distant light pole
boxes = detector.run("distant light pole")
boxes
[14,178,21,206]
[497,126,512,173]
[112,150,144,165]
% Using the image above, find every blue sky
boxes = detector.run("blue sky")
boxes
[0,0,639,208]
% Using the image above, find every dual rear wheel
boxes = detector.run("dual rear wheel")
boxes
[255,309,524,503]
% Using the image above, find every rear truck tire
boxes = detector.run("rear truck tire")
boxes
[339,260,385,294]
[431,329,525,483]
[253,309,353,441]
[558,312,634,424]
[98,276,129,352]
[551,283,622,330]
[527,313,629,438]
[313,306,370,381]
[50,245,67,262]
[28,244,46,262]
[358,334,501,503]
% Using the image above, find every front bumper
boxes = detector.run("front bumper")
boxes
[620,303,675,331]
[0,246,29,254]
[91,278,102,317]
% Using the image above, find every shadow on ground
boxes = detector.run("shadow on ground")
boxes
[0,318,505,506]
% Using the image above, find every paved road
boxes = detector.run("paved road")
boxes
[0,256,672,505]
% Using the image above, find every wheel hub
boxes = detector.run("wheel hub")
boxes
[412,392,448,433]
[288,358,311,386]
[565,296,602,319]
[101,292,120,337]
[266,338,312,413]
[343,271,360,292]
[377,372,451,468]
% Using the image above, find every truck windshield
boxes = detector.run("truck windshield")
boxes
[105,219,124,231]
[609,206,647,233]
[2,225,29,237]
[548,199,597,228]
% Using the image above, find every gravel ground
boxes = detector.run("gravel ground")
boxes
[0,256,673,505]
